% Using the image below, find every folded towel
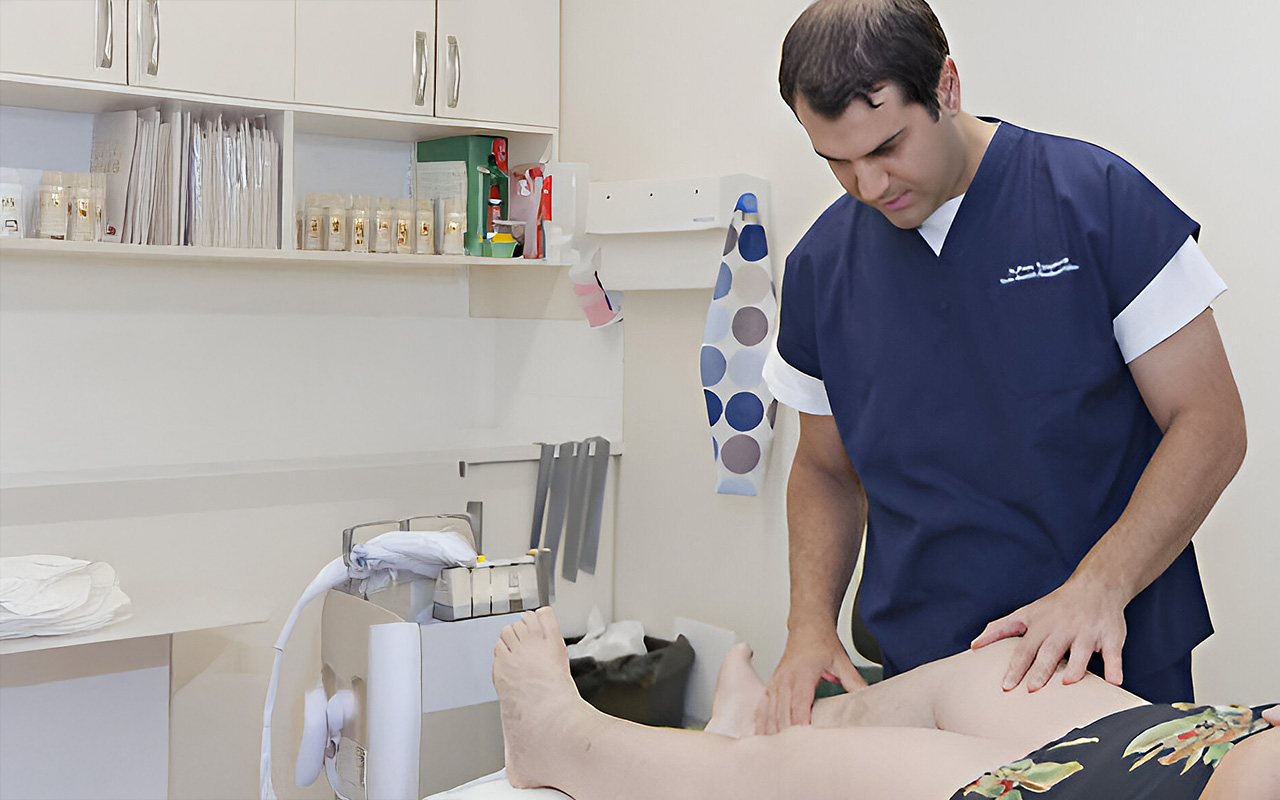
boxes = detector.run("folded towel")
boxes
[0,555,132,640]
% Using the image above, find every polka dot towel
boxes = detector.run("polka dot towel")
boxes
[701,193,778,496]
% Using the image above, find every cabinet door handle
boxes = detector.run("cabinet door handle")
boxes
[414,30,430,106]
[147,0,160,76]
[96,0,114,69]
[447,34,460,108]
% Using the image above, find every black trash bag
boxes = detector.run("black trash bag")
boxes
[567,634,696,728]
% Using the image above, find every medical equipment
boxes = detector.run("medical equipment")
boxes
[261,503,555,800]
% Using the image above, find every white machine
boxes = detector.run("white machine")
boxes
[263,503,555,800]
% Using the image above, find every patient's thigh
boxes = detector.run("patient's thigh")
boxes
[740,724,1027,800]
[926,640,1145,751]
[811,640,1144,754]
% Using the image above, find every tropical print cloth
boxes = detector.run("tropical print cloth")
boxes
[953,703,1274,800]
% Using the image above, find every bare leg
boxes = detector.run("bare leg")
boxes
[1199,726,1279,800]
[703,643,765,738]
[494,608,1026,800]
[807,640,1145,753]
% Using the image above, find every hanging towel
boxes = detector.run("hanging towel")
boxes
[700,193,778,496]
[0,554,132,640]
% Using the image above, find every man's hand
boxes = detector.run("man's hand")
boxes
[754,627,867,735]
[970,574,1128,693]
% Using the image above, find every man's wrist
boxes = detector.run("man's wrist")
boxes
[1069,556,1138,606]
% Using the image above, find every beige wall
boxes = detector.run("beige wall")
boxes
[562,0,1280,701]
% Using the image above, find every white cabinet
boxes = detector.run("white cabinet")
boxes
[0,0,128,84]
[435,0,558,129]
[127,0,294,102]
[295,1,437,116]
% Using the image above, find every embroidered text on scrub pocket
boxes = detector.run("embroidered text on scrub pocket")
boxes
[999,257,1081,284]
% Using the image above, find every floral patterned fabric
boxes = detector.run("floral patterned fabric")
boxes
[952,703,1274,800]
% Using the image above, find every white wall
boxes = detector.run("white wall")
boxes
[562,0,1280,702]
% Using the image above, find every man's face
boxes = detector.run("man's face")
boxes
[796,84,966,230]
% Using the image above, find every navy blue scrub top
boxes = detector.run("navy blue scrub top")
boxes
[774,120,1213,680]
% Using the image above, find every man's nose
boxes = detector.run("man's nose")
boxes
[851,159,890,202]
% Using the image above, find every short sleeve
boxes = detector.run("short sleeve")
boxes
[1112,236,1226,363]
[764,248,833,415]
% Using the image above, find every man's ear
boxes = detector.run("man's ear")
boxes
[937,56,961,115]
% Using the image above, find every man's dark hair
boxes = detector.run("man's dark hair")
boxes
[779,0,950,121]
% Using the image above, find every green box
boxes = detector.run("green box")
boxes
[415,135,508,256]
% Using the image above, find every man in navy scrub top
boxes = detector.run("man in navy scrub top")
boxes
[755,0,1246,734]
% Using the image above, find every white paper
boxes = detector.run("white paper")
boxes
[90,110,138,243]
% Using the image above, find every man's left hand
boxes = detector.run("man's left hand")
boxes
[970,575,1128,692]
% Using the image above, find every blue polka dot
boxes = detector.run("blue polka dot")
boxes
[713,262,732,300]
[705,390,723,425]
[725,392,765,432]
[703,304,730,343]
[737,225,768,262]
[717,476,759,496]
[734,193,758,214]
[700,346,726,387]
[712,436,719,460]
[728,348,766,387]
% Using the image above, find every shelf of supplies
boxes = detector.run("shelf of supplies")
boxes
[0,579,269,656]
[0,237,569,272]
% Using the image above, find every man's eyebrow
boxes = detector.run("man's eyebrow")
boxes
[814,127,905,163]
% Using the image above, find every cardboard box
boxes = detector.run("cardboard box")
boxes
[415,136,508,256]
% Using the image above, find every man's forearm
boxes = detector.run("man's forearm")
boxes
[786,455,868,633]
[1072,403,1246,603]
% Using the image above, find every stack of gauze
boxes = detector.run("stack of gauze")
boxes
[0,555,132,639]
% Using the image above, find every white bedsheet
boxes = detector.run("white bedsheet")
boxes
[425,769,570,800]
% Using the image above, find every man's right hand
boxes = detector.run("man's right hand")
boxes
[753,627,867,735]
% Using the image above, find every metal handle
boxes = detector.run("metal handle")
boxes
[447,34,460,108]
[96,0,114,68]
[342,520,403,568]
[147,0,160,76]
[414,30,429,106]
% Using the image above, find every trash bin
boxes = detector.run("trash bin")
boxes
[567,634,696,728]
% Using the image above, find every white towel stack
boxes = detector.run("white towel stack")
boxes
[0,555,132,640]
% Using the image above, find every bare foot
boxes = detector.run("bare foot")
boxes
[704,643,766,738]
[492,607,594,790]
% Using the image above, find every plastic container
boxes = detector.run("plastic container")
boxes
[68,173,95,242]
[303,191,325,250]
[374,197,395,253]
[350,193,371,253]
[442,197,465,255]
[487,232,517,258]
[326,193,349,251]
[37,171,68,240]
[396,197,415,254]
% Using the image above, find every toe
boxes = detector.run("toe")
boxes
[534,606,560,637]
[501,626,520,650]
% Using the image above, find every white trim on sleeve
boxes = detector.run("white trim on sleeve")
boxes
[763,338,833,415]
[1113,236,1226,364]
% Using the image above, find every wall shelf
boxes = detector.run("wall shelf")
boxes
[0,237,569,273]
[586,173,771,291]
[0,442,623,491]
